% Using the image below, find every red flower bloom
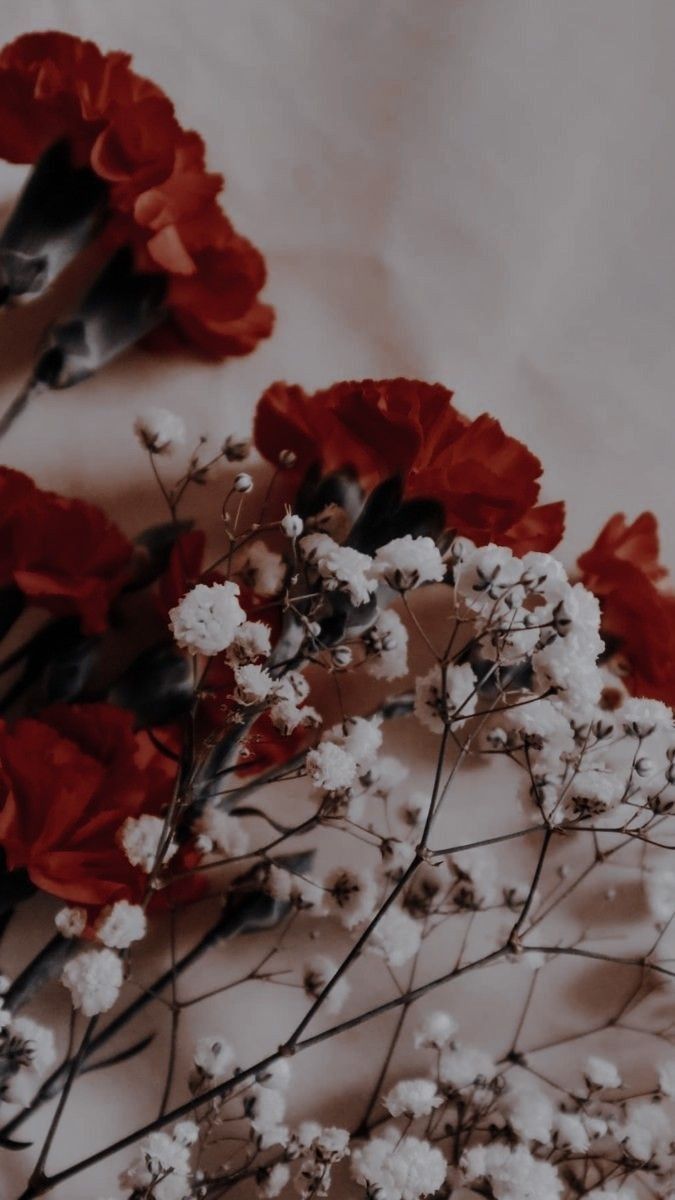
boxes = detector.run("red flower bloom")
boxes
[0,466,132,633]
[0,703,187,908]
[0,31,273,359]
[578,512,675,705]
[254,379,564,553]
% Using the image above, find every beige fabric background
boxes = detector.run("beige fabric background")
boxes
[1,2,674,1196]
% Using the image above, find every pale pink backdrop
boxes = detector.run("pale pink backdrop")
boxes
[1,2,674,1196]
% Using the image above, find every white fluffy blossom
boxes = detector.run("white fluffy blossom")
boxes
[584,1055,622,1090]
[260,1162,291,1197]
[94,900,147,949]
[454,544,523,617]
[351,1127,447,1200]
[369,905,422,967]
[325,866,378,929]
[365,608,409,680]
[302,955,351,1014]
[502,1083,554,1143]
[657,1058,675,1096]
[372,535,445,590]
[226,620,272,665]
[306,741,358,792]
[413,1010,458,1049]
[170,581,245,655]
[554,1112,589,1152]
[269,697,321,736]
[241,541,286,597]
[415,662,477,732]
[326,716,383,772]
[193,1036,235,1078]
[61,948,123,1016]
[621,697,673,738]
[439,1044,497,1090]
[247,1084,287,1146]
[618,1100,672,1162]
[462,1142,562,1200]
[118,814,177,874]
[54,906,87,938]
[300,533,376,607]
[122,1130,191,1200]
[10,1016,56,1076]
[134,407,186,454]
[383,1078,441,1119]
[193,806,249,858]
[233,662,276,705]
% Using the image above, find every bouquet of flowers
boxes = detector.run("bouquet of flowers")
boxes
[1,29,674,1200]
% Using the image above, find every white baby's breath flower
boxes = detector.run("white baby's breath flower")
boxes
[193,806,249,858]
[260,1162,291,1197]
[365,608,409,680]
[462,1142,562,1200]
[306,741,358,792]
[11,1016,56,1075]
[584,1055,622,1090]
[369,905,422,967]
[118,814,177,874]
[415,663,477,732]
[170,581,245,655]
[61,948,123,1016]
[193,1036,235,1078]
[233,662,276,705]
[383,1078,441,1119]
[621,696,673,738]
[300,533,376,607]
[554,1112,589,1152]
[657,1058,675,1096]
[372,535,445,590]
[54,906,87,939]
[134,407,186,454]
[325,866,378,929]
[502,1083,554,1143]
[326,715,382,772]
[413,1010,458,1050]
[454,544,522,617]
[351,1127,447,1200]
[439,1044,497,1090]
[302,955,350,1014]
[226,619,272,665]
[94,900,147,949]
[269,697,321,736]
[247,1084,287,1145]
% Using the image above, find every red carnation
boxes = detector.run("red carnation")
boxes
[578,512,675,705]
[0,466,132,633]
[0,31,273,359]
[254,378,564,553]
[0,703,180,908]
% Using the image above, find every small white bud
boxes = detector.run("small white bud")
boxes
[233,472,253,493]
[281,513,304,538]
[331,645,352,669]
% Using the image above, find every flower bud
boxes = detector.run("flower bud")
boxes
[223,434,251,461]
[278,448,297,468]
[331,646,352,669]
[281,513,303,538]
[233,472,253,493]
